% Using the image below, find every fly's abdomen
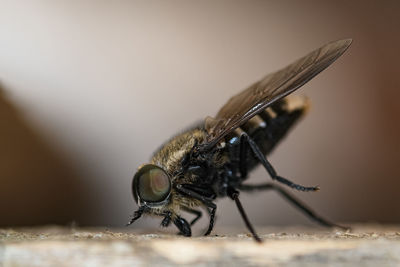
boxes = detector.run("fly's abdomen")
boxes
[226,95,310,173]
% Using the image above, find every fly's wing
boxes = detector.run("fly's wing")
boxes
[203,38,352,150]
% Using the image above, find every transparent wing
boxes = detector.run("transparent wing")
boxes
[203,39,352,150]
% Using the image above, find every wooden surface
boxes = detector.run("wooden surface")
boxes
[1,224,400,266]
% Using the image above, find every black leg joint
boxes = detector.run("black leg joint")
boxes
[227,187,239,200]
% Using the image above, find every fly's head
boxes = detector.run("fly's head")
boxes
[128,164,175,225]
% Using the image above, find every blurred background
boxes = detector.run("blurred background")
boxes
[0,1,399,231]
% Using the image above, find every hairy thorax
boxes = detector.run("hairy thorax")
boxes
[151,128,207,176]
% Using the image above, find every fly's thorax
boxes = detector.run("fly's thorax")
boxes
[150,128,207,177]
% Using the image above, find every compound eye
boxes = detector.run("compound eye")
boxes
[133,164,171,203]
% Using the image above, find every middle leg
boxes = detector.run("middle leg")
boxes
[227,187,262,242]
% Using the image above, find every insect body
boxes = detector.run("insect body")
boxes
[128,39,352,242]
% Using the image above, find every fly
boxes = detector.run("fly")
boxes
[127,39,352,242]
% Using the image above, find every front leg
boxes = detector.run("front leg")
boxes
[176,184,217,236]
[126,206,147,226]
[161,211,172,227]
[173,216,192,237]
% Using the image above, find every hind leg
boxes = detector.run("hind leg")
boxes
[239,182,349,230]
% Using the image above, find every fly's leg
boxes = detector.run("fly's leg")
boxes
[162,211,196,236]
[161,211,172,227]
[204,206,216,236]
[239,134,248,178]
[227,187,262,242]
[173,216,192,237]
[183,207,203,226]
[126,206,147,226]
[240,133,319,192]
[175,184,217,236]
[239,183,349,230]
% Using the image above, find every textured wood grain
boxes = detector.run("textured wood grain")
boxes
[1,225,400,266]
